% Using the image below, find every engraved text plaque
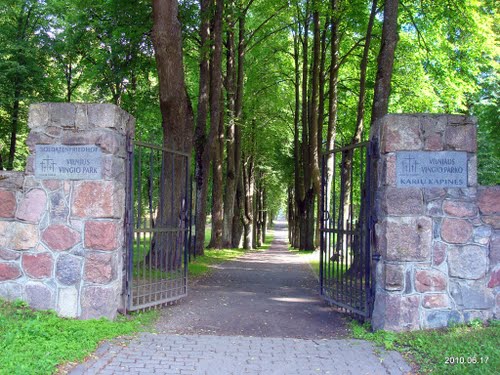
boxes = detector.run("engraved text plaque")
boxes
[35,145,102,180]
[396,151,467,188]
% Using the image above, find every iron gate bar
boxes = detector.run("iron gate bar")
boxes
[125,138,191,312]
[321,229,362,235]
[134,140,191,157]
[319,140,374,320]
[134,228,189,233]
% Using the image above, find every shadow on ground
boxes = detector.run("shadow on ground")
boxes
[156,222,350,339]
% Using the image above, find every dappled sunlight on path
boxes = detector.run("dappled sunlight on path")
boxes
[69,222,412,375]
[155,222,349,339]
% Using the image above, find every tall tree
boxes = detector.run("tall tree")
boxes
[371,0,399,127]
[152,0,193,151]
[230,12,248,248]
[207,0,225,249]
[339,0,378,275]
[150,0,194,268]
[0,0,49,170]
[222,0,238,248]
[193,0,214,256]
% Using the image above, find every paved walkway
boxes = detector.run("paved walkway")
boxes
[69,223,412,375]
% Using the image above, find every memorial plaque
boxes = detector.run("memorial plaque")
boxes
[396,151,467,188]
[35,145,102,180]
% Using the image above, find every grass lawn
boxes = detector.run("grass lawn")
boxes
[291,246,354,280]
[351,319,500,374]
[204,226,211,247]
[290,249,320,276]
[190,230,275,278]
[0,299,158,375]
[0,228,275,374]
[291,248,350,279]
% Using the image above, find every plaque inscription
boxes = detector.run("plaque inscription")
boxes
[35,145,102,180]
[396,151,467,188]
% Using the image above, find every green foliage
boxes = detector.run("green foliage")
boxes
[351,319,500,374]
[0,0,56,169]
[402,1,495,111]
[473,38,499,185]
[0,0,497,197]
[0,298,158,375]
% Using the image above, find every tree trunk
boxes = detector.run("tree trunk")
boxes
[322,0,340,255]
[152,0,193,151]
[354,0,377,144]
[254,189,260,248]
[298,3,312,251]
[262,187,267,243]
[232,171,244,248]
[292,29,302,249]
[7,4,31,171]
[344,0,378,277]
[301,6,310,196]
[66,63,73,102]
[288,187,294,243]
[305,190,315,250]
[150,0,194,270]
[207,0,225,249]
[243,154,254,250]
[301,2,319,251]
[309,5,321,196]
[222,6,237,248]
[209,90,225,248]
[193,0,213,256]
[326,0,340,181]
[255,179,263,247]
[371,0,399,128]
[314,15,329,249]
[7,86,21,171]
[230,14,247,248]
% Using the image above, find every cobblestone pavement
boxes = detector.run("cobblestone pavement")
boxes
[70,333,412,375]
[69,223,412,374]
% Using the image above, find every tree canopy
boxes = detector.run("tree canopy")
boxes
[0,0,498,251]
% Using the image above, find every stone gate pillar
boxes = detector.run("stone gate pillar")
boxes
[370,114,499,331]
[0,103,134,319]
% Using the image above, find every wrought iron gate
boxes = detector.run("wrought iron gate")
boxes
[125,138,191,311]
[319,141,375,320]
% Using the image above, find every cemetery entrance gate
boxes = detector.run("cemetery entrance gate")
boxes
[319,141,375,320]
[125,138,191,311]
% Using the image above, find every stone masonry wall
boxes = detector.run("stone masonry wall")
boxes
[371,114,499,331]
[0,103,134,319]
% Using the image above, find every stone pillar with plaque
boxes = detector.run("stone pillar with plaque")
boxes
[370,114,499,331]
[0,103,134,319]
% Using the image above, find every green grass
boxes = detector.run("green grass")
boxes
[132,238,178,279]
[290,249,320,276]
[0,299,158,375]
[190,231,275,278]
[0,228,276,374]
[290,248,348,279]
[259,232,274,251]
[204,226,211,247]
[189,248,247,277]
[351,319,500,374]
[131,227,275,280]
